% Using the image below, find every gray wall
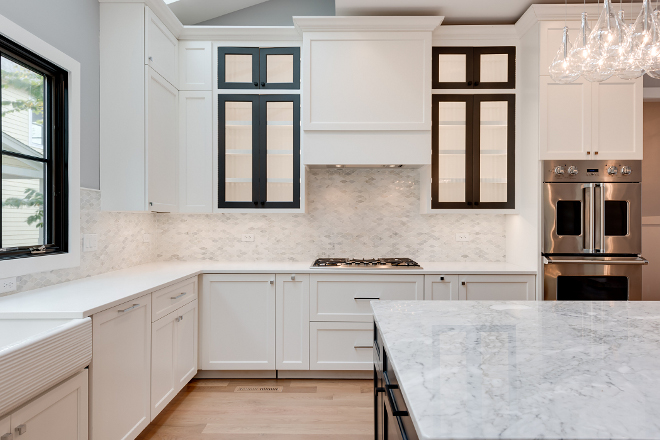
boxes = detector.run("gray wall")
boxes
[0,0,100,189]
[197,0,334,26]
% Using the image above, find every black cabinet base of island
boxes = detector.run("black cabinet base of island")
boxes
[374,323,419,440]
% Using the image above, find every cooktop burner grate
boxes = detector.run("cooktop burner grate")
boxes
[311,258,422,269]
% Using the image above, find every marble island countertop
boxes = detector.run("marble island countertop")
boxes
[372,300,660,440]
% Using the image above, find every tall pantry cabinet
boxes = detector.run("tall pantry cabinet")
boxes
[100,3,179,212]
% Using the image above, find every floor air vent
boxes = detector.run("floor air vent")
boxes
[234,386,283,393]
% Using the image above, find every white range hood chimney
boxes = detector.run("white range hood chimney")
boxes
[293,16,443,167]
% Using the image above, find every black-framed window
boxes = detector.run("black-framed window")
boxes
[431,94,515,210]
[218,47,300,90]
[0,34,68,260]
[432,47,516,89]
[218,94,300,209]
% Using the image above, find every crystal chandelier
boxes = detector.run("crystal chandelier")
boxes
[550,0,660,83]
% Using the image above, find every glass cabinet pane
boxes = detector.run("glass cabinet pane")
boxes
[266,55,294,83]
[438,54,467,83]
[224,101,253,202]
[479,54,509,83]
[478,100,508,203]
[259,48,300,89]
[265,101,294,202]
[225,55,253,83]
[437,101,467,203]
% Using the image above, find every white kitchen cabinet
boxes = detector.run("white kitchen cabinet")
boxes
[200,274,275,370]
[147,66,179,212]
[179,91,213,213]
[7,370,88,440]
[90,294,151,440]
[145,7,177,87]
[310,274,424,322]
[458,275,536,300]
[151,276,197,322]
[151,300,198,420]
[424,275,459,300]
[100,3,180,212]
[179,41,212,91]
[310,322,373,371]
[276,274,310,370]
[540,76,592,160]
[591,78,643,159]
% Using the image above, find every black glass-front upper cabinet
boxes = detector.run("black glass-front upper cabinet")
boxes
[432,47,515,89]
[432,94,515,210]
[218,47,300,89]
[218,94,300,209]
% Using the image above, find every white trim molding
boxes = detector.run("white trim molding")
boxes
[0,12,81,278]
[99,0,184,37]
[293,16,444,34]
[179,26,301,41]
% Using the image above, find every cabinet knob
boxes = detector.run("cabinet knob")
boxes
[594,151,599,155]
[467,81,473,86]
[587,151,591,155]
[14,425,26,436]
[270,280,274,284]
[260,201,265,205]
[461,281,466,286]
[261,82,265,87]
[467,202,472,206]
[474,81,480,86]
[253,82,258,86]
[149,56,153,61]
[440,276,444,281]
[474,202,480,206]
[291,275,296,281]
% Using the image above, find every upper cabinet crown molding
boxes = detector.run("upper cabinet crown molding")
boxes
[179,26,301,42]
[433,25,518,45]
[99,0,184,38]
[292,16,444,34]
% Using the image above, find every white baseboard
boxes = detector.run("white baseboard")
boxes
[194,370,277,379]
[193,370,372,380]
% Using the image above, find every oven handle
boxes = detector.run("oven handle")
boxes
[545,258,648,265]
[583,183,594,253]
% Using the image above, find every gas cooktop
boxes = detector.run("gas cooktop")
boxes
[310,258,422,269]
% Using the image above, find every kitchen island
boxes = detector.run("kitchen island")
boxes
[372,301,660,440]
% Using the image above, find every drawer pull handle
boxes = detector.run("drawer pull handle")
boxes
[14,425,26,435]
[354,297,380,301]
[171,292,187,300]
[118,304,140,313]
[175,315,184,322]
[354,345,372,349]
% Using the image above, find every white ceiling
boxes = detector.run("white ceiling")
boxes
[166,0,645,26]
[335,0,642,25]
[166,0,270,25]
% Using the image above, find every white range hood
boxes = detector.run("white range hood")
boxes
[293,16,443,167]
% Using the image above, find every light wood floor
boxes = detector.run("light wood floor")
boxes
[136,378,374,440]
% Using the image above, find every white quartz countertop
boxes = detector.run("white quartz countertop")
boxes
[371,300,660,440]
[0,261,534,319]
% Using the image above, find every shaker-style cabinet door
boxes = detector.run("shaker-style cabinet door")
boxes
[276,274,310,370]
[591,77,643,160]
[458,275,536,300]
[200,274,276,370]
[218,47,259,89]
[540,76,592,160]
[424,275,459,300]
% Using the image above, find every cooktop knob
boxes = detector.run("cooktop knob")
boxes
[554,165,565,175]
[568,166,579,176]
[608,166,618,175]
[621,165,632,175]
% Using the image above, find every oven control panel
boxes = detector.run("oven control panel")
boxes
[544,160,641,183]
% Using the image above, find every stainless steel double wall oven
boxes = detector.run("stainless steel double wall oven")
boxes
[543,160,647,300]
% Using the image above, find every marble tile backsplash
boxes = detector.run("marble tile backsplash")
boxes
[156,169,506,262]
[13,188,158,294]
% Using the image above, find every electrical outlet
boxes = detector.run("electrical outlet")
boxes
[0,277,17,294]
[455,233,471,242]
[83,234,98,252]
[242,234,255,242]
[143,234,151,243]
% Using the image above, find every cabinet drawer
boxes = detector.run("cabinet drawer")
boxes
[310,275,423,322]
[310,322,373,370]
[152,277,197,322]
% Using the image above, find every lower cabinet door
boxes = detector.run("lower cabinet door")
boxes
[201,274,275,370]
[424,275,459,300]
[151,300,198,420]
[90,294,151,440]
[459,275,536,300]
[276,274,310,370]
[10,369,88,440]
[310,322,373,370]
